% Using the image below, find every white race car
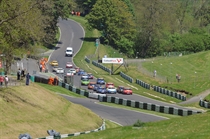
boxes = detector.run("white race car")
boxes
[68,68,76,75]
[56,68,64,74]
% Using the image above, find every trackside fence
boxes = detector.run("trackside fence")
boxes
[120,72,133,83]
[199,99,210,108]
[92,61,111,73]
[136,79,186,101]
[34,76,203,116]
[33,76,106,139]
[84,56,90,63]
[99,96,202,116]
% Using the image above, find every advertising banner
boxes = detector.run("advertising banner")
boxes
[102,58,123,64]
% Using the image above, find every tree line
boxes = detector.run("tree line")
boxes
[0,0,75,74]
[76,0,210,58]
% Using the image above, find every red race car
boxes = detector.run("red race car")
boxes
[122,87,133,95]
[66,62,73,68]
[106,82,114,88]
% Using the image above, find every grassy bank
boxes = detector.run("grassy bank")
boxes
[69,111,210,139]
[69,16,210,103]
[0,83,102,139]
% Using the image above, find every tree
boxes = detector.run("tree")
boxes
[86,0,136,55]
[0,0,45,74]
[75,0,97,14]
[0,0,74,74]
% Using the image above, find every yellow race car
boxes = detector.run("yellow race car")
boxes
[50,60,58,66]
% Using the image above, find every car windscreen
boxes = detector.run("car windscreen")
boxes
[82,79,89,81]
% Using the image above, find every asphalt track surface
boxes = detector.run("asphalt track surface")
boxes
[45,18,170,125]
[61,95,167,126]
[12,18,200,125]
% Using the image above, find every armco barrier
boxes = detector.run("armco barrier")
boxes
[153,85,186,101]
[136,79,186,101]
[120,72,133,83]
[99,96,202,116]
[199,99,210,108]
[36,120,105,139]
[136,79,150,90]
[33,76,106,139]
[92,61,111,73]
[85,56,90,63]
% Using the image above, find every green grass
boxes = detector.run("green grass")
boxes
[36,83,85,98]
[0,83,102,139]
[69,16,210,103]
[67,111,210,139]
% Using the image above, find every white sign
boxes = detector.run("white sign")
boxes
[102,58,123,64]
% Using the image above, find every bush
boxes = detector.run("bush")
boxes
[133,120,145,127]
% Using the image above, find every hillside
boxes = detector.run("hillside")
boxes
[0,83,102,139]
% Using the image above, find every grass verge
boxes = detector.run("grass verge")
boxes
[0,83,102,138]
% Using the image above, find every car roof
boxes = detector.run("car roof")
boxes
[108,86,115,88]
[118,86,124,88]
[97,78,104,80]
[57,68,63,70]
[66,47,73,50]
[107,82,114,84]
[52,60,58,62]
[124,87,132,90]
[89,82,96,84]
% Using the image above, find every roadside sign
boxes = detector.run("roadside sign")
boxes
[102,58,123,64]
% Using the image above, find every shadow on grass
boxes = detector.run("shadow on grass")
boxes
[80,37,98,42]
[46,41,62,49]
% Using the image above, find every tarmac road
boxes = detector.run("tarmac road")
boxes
[61,95,168,126]
[46,18,170,124]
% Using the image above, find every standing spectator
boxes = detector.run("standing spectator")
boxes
[0,75,4,86]
[54,76,58,85]
[71,10,74,16]
[176,74,178,80]
[154,70,157,77]
[178,74,181,83]
[26,73,31,85]
[17,68,21,80]
[4,75,8,87]
[21,69,25,78]
[40,64,42,72]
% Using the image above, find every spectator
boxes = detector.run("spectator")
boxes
[21,69,25,78]
[178,74,181,83]
[71,10,74,16]
[176,74,178,80]
[40,64,42,72]
[26,73,31,85]
[0,75,4,86]
[4,75,8,87]
[17,68,21,80]
[54,76,58,85]
[154,70,157,77]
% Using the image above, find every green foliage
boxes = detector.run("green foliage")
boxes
[120,0,135,17]
[75,0,97,14]
[0,0,74,74]
[86,0,136,53]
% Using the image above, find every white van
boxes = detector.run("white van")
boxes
[65,47,73,57]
